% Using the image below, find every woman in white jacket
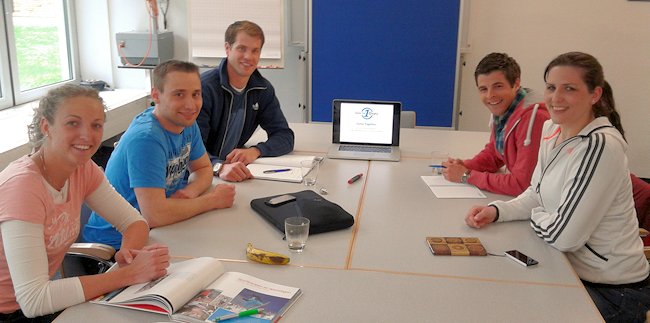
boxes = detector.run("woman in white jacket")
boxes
[465,52,650,322]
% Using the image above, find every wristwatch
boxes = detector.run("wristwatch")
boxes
[213,162,223,176]
[461,170,471,184]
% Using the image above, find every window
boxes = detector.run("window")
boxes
[0,0,79,110]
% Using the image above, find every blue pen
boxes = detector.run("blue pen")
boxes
[263,168,291,174]
[428,165,447,168]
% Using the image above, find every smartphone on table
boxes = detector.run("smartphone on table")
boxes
[505,250,539,267]
[265,194,297,207]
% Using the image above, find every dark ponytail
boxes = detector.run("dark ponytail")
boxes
[597,81,625,139]
[544,52,626,140]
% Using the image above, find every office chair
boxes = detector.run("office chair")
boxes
[400,111,416,128]
[632,174,650,230]
[61,246,115,278]
[60,204,116,278]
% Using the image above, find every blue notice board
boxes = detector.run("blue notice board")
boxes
[312,0,460,127]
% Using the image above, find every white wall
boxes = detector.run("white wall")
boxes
[75,1,112,84]
[75,0,149,89]
[77,0,649,176]
[457,0,650,177]
[106,0,162,89]
[83,0,305,122]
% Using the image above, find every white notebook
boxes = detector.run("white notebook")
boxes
[246,155,317,183]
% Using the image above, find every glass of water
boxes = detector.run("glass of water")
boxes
[430,151,449,175]
[300,160,319,187]
[285,217,310,252]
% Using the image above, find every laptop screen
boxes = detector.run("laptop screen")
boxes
[332,99,401,146]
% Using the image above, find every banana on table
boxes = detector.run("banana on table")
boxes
[246,243,290,265]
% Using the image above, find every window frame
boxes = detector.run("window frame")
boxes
[0,0,80,110]
[0,2,13,110]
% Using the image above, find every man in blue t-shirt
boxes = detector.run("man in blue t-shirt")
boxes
[84,60,236,249]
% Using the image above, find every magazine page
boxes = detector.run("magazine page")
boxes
[173,272,302,323]
[93,257,225,315]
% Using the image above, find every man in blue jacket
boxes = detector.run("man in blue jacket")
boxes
[198,20,294,182]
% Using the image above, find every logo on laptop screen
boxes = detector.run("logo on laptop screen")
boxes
[361,107,377,120]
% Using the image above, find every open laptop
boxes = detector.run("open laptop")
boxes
[327,99,401,162]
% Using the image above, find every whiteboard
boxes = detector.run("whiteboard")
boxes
[188,0,283,61]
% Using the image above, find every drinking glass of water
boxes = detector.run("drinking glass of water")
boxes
[300,159,319,187]
[285,216,310,252]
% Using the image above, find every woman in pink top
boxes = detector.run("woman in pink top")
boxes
[0,85,169,322]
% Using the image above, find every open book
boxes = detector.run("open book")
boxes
[92,257,302,322]
[246,155,317,183]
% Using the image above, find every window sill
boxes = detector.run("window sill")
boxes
[0,89,149,171]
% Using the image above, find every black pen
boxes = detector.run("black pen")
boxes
[263,168,291,174]
[347,173,363,184]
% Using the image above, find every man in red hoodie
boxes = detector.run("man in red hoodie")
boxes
[443,53,549,196]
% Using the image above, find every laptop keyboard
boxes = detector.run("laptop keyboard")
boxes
[339,145,392,153]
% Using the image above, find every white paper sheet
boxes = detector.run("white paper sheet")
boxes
[421,176,486,199]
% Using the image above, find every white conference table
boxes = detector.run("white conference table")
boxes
[352,158,580,286]
[147,157,368,269]
[56,123,602,322]
[57,261,599,323]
